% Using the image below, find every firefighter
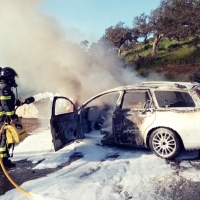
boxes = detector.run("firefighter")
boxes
[0,67,22,168]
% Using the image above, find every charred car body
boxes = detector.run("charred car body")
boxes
[50,81,200,159]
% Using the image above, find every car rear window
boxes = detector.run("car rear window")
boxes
[155,91,195,107]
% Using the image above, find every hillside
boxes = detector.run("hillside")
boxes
[123,38,200,82]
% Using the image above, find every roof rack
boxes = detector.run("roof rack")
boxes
[142,81,200,89]
[142,81,197,86]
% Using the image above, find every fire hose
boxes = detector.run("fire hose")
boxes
[0,157,34,198]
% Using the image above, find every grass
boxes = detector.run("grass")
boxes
[122,37,200,81]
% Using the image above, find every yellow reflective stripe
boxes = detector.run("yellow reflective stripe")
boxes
[0,111,5,116]
[0,96,11,100]
[0,147,6,151]
[6,111,15,116]
[0,153,7,158]
[0,145,7,158]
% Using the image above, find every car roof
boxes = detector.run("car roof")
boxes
[142,81,199,87]
[80,81,200,109]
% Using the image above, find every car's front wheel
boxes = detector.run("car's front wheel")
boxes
[149,128,181,159]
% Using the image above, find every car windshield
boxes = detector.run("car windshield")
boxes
[154,90,195,107]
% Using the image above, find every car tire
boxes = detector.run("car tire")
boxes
[149,128,181,159]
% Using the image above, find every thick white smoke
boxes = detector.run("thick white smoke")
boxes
[0,0,147,103]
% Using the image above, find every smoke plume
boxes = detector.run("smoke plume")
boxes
[0,0,147,103]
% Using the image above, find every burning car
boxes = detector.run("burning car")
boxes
[50,81,200,159]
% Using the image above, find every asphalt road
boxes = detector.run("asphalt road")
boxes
[0,152,83,196]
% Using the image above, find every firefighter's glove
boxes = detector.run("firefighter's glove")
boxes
[16,99,23,106]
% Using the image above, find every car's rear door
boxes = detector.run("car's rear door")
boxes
[113,89,156,147]
[50,96,79,151]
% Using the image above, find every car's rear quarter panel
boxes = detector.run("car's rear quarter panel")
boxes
[144,109,200,150]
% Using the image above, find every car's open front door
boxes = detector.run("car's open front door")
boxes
[50,96,79,151]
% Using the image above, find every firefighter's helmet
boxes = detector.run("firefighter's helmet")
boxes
[1,67,18,87]
[1,67,18,78]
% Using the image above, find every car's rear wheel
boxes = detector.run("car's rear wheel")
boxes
[149,128,181,159]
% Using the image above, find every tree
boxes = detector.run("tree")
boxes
[149,0,179,56]
[149,0,200,56]
[103,22,132,56]
[132,13,152,43]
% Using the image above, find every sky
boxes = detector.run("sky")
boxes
[40,0,162,43]
[1,124,200,200]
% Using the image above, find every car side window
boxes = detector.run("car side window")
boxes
[155,91,195,107]
[122,91,150,109]
[55,99,74,115]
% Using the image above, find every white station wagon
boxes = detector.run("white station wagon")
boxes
[50,81,200,159]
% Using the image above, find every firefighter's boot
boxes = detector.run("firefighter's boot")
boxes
[2,158,16,168]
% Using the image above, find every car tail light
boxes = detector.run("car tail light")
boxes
[195,88,200,97]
